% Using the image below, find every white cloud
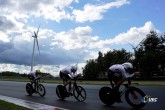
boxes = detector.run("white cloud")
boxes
[0,0,162,76]
[51,26,95,50]
[0,32,10,42]
[112,21,160,45]
[1,21,157,65]
[0,21,161,76]
[72,0,130,22]
[0,0,130,23]
[0,0,78,23]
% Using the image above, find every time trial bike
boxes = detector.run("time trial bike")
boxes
[99,77,147,109]
[56,78,86,102]
[26,76,46,97]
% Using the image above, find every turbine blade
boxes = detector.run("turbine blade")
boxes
[33,25,40,38]
[32,31,36,38]
[36,38,40,54]
[34,31,37,38]
[128,43,134,48]
[36,25,40,36]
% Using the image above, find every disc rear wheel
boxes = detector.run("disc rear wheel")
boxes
[56,85,67,100]
[99,87,115,106]
[26,83,33,96]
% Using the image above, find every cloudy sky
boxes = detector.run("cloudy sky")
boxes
[0,0,164,76]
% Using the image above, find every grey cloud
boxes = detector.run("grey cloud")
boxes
[34,46,82,65]
[0,40,85,66]
[19,0,41,12]
[0,41,31,65]
[0,0,12,7]
[0,49,31,65]
[0,41,13,53]
[0,16,15,32]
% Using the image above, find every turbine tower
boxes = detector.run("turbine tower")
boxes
[31,25,40,72]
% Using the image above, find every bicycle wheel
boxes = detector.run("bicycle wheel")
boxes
[56,85,67,100]
[73,86,86,102]
[26,83,33,96]
[99,87,115,106]
[37,84,46,97]
[125,87,146,109]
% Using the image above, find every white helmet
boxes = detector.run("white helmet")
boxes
[71,65,77,72]
[122,62,133,70]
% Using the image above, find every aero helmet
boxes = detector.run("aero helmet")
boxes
[36,69,41,73]
[122,62,133,70]
[71,65,77,72]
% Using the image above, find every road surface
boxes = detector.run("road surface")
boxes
[0,81,164,110]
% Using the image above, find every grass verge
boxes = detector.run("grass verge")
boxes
[0,77,165,86]
[0,100,31,110]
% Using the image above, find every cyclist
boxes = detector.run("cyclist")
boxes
[59,65,81,94]
[28,69,41,92]
[107,62,140,103]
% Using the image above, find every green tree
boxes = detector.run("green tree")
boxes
[82,59,98,80]
[97,51,104,72]
[83,49,133,79]
[136,31,165,77]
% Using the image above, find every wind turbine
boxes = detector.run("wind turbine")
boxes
[128,38,146,54]
[31,25,40,72]
[128,38,145,71]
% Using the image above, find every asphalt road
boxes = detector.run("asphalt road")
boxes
[0,81,164,110]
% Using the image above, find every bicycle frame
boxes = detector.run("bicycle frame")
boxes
[34,77,41,84]
[26,76,46,97]
[119,84,130,97]
[109,78,133,97]
[29,76,42,91]
[56,77,86,102]
[68,78,78,93]
[99,77,146,108]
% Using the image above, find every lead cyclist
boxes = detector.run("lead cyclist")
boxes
[106,62,140,103]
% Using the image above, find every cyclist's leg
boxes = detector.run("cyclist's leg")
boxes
[32,77,37,92]
[28,75,34,84]
[34,80,37,92]
[64,75,73,95]
[60,72,67,86]
[65,75,71,92]
[107,70,121,88]
[107,70,116,88]
[59,72,71,91]
[112,73,123,103]
[60,73,73,95]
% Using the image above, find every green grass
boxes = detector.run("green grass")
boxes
[0,77,30,82]
[0,100,31,110]
[40,79,165,86]
[0,77,165,86]
[73,80,165,86]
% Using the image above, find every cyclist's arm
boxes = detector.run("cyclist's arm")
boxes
[121,68,134,79]
[67,70,75,79]
[115,68,130,86]
[116,78,126,87]
[70,72,77,79]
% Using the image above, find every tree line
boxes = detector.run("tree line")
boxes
[0,71,54,79]
[82,31,165,79]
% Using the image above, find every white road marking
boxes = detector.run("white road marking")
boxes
[0,95,68,110]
